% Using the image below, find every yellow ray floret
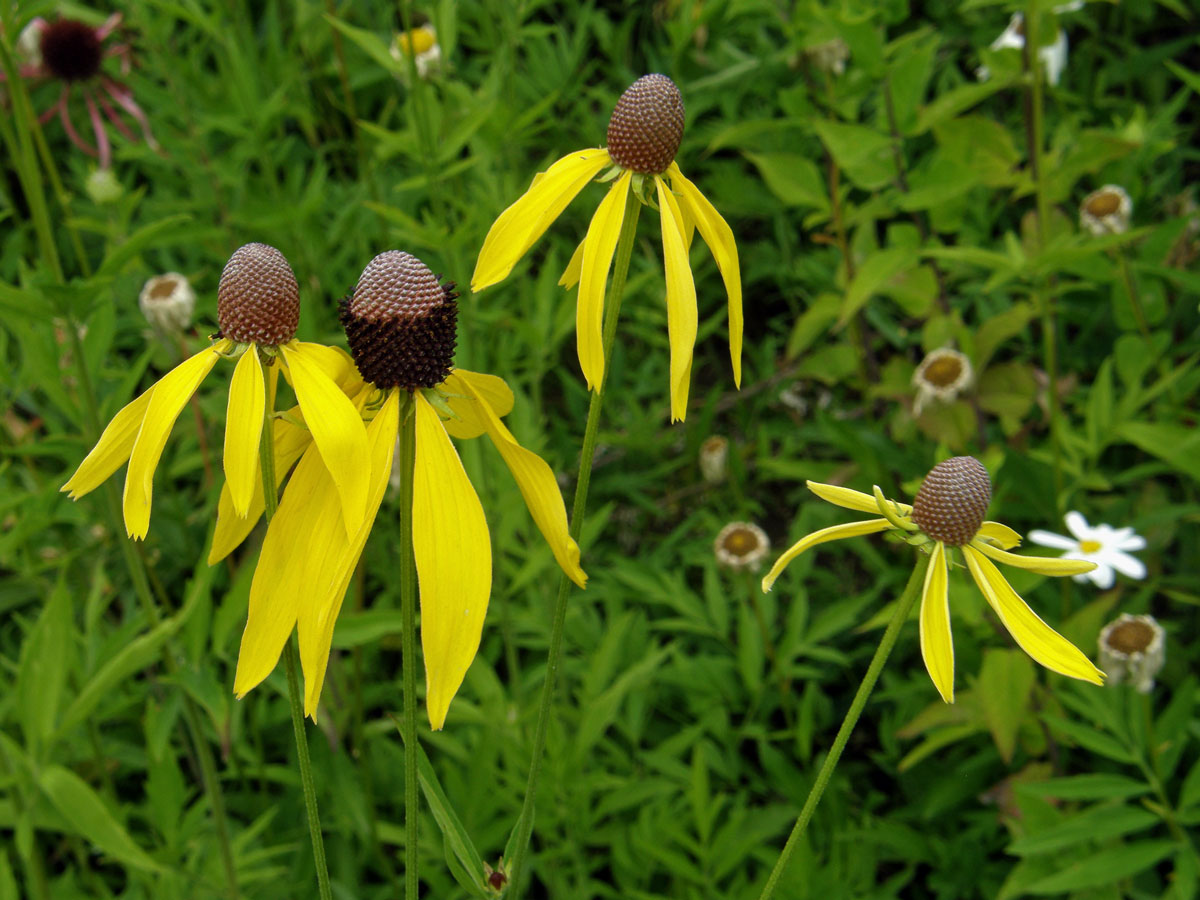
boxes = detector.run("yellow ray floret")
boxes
[656,175,698,423]
[919,542,954,703]
[761,519,892,592]
[224,348,266,517]
[576,169,633,392]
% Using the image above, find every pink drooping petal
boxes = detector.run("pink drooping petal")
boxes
[83,88,111,169]
[95,89,137,142]
[96,12,123,41]
[39,89,66,124]
[102,78,158,150]
[104,43,133,77]
[57,90,100,159]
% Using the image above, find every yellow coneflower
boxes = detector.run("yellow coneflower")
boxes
[762,457,1105,702]
[232,251,586,728]
[472,74,741,422]
[62,243,370,539]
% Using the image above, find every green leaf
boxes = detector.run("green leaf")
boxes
[1008,804,1159,856]
[812,121,895,191]
[977,649,1035,763]
[1041,715,1135,764]
[1015,774,1150,801]
[0,850,16,900]
[38,765,165,873]
[410,739,489,898]
[1026,841,1175,894]
[331,609,406,649]
[915,76,1017,135]
[887,31,938,135]
[1085,357,1116,454]
[840,247,913,326]
[323,14,404,75]
[743,152,829,212]
[17,580,72,754]
[973,302,1035,371]
[94,215,193,278]
[1117,422,1200,484]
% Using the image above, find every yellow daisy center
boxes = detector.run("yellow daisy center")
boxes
[1078,539,1102,553]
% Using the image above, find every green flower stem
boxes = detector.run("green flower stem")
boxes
[508,197,643,894]
[258,358,333,900]
[1116,250,1151,338]
[757,554,931,900]
[396,398,420,900]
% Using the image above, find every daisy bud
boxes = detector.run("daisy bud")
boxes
[17,20,44,67]
[1098,613,1165,693]
[714,522,771,572]
[699,435,729,485]
[39,18,103,82]
[139,272,195,335]
[85,167,123,204]
[1080,185,1132,236]
[340,251,458,390]
[911,456,992,547]
[913,348,973,416]
[606,74,685,175]
[216,243,300,346]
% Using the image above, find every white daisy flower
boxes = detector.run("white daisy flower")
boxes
[976,13,1069,87]
[1028,511,1146,589]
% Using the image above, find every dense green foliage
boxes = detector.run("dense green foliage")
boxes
[1,0,1198,897]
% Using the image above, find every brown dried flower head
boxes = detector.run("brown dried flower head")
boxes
[340,251,458,390]
[40,19,103,82]
[911,456,992,547]
[606,74,685,175]
[216,243,300,345]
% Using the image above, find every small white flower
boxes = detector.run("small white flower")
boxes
[976,13,1068,87]
[714,522,771,573]
[912,348,973,416]
[390,25,441,79]
[1080,185,1133,236]
[1098,613,1164,693]
[138,272,195,335]
[805,38,850,77]
[1028,511,1146,589]
[17,18,45,67]
[699,435,729,485]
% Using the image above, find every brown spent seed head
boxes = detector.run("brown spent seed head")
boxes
[1084,191,1122,217]
[1105,618,1156,655]
[921,354,966,387]
[216,243,300,345]
[40,19,103,82]
[606,74,685,175]
[910,456,992,547]
[340,251,458,390]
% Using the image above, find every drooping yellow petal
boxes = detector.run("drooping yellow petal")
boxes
[919,542,955,703]
[412,392,491,730]
[969,539,1098,577]
[445,371,586,588]
[762,519,892,593]
[61,386,154,499]
[668,162,742,386]
[963,546,1105,685]
[441,369,515,440]
[279,342,370,538]
[122,346,221,539]
[223,346,265,518]
[559,238,586,290]
[656,175,697,423]
[976,521,1022,550]
[208,416,312,565]
[577,170,633,392]
[806,481,914,517]
[472,148,612,291]
[299,391,400,717]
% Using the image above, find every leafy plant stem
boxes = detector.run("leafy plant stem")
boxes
[396,397,421,900]
[508,196,643,896]
[258,359,333,900]
[1116,249,1151,337]
[757,555,930,900]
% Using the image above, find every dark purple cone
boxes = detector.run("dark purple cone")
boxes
[216,243,300,345]
[605,74,685,175]
[910,456,992,547]
[339,251,457,390]
[40,19,103,82]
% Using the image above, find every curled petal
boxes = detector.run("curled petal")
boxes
[762,519,892,593]
[919,542,954,703]
[806,480,913,516]
[656,175,697,422]
[472,148,611,291]
[977,521,1022,550]
[441,369,514,439]
[969,540,1097,577]
[963,546,1105,685]
[577,171,633,392]
[413,393,492,730]
[123,346,221,539]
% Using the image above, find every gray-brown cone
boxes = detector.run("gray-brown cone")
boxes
[606,74,685,175]
[339,251,457,390]
[911,456,992,547]
[216,243,300,345]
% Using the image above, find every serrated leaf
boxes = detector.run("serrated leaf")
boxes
[1015,774,1150,801]
[1118,421,1200,484]
[743,152,829,212]
[1041,715,1135,763]
[839,247,913,326]
[1026,841,1175,894]
[1008,804,1158,856]
[17,581,72,753]
[812,121,895,191]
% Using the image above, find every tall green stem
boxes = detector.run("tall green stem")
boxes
[508,198,642,894]
[258,358,332,900]
[758,555,930,900]
[396,400,420,899]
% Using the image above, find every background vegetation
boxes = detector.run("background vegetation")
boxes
[1,0,1198,897]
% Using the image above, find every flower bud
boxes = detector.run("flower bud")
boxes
[139,272,195,335]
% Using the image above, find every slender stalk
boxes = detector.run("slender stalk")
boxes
[508,198,642,894]
[395,400,420,899]
[1115,250,1150,337]
[257,356,333,900]
[757,555,930,900]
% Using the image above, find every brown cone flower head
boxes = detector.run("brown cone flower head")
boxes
[40,19,103,82]
[340,251,458,390]
[216,243,300,345]
[606,74,685,175]
[911,456,992,547]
